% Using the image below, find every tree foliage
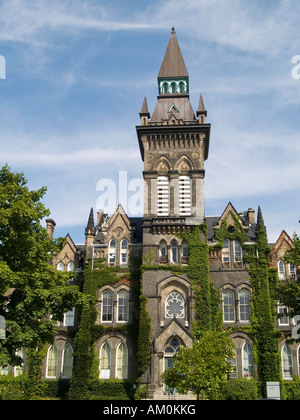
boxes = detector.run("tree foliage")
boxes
[161,329,234,400]
[0,165,83,368]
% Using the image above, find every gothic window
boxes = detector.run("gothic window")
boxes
[116,342,128,379]
[170,241,179,263]
[61,344,73,379]
[102,290,113,322]
[171,82,176,93]
[99,342,111,379]
[163,82,168,94]
[238,289,250,322]
[109,238,117,264]
[165,291,185,318]
[179,82,185,93]
[178,176,191,216]
[46,344,58,379]
[182,241,188,262]
[282,344,293,379]
[57,262,64,271]
[117,290,129,322]
[278,260,286,280]
[159,240,167,259]
[120,238,128,266]
[157,176,170,216]
[234,240,243,262]
[222,239,230,263]
[242,342,253,378]
[67,261,75,271]
[223,289,235,322]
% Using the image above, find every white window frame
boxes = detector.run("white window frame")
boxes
[120,238,128,266]
[117,290,129,323]
[109,238,117,265]
[165,291,185,319]
[178,176,192,216]
[99,342,111,379]
[282,344,293,380]
[242,342,253,378]
[238,289,251,322]
[234,240,243,262]
[46,344,58,379]
[223,289,235,322]
[102,290,114,322]
[63,307,75,327]
[278,260,286,280]
[222,239,230,263]
[157,176,170,216]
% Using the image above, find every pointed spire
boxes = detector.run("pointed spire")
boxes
[139,96,150,125]
[158,27,188,79]
[86,207,94,233]
[197,94,207,121]
[256,206,263,229]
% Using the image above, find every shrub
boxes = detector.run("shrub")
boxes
[224,379,258,400]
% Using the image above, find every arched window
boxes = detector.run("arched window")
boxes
[67,261,75,271]
[120,239,128,266]
[118,290,129,322]
[171,241,179,263]
[46,344,58,379]
[179,82,185,93]
[242,342,253,378]
[238,289,250,322]
[282,344,293,379]
[62,344,73,379]
[164,336,182,392]
[165,291,185,318]
[109,239,117,264]
[163,83,168,94]
[171,82,176,93]
[116,342,128,379]
[57,262,64,271]
[99,342,111,379]
[278,260,286,280]
[222,239,230,263]
[223,289,235,322]
[159,240,167,261]
[182,241,188,262]
[102,290,113,322]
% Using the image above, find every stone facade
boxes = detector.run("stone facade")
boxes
[36,29,299,395]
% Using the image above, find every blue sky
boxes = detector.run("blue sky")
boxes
[0,0,299,244]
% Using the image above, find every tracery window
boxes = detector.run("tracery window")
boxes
[165,291,185,318]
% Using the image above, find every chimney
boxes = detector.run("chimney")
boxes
[247,208,255,225]
[46,218,56,240]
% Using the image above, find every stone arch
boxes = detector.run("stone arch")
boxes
[174,154,194,172]
[153,155,172,172]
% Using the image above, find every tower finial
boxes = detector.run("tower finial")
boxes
[171,27,175,34]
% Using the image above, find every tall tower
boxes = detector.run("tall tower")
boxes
[136,28,211,244]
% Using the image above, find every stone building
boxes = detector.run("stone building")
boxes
[30,29,299,396]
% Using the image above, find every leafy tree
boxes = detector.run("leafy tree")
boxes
[0,165,83,370]
[161,329,234,400]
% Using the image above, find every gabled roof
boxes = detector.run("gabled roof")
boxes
[158,28,188,79]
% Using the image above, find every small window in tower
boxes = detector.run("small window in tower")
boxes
[171,82,176,94]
